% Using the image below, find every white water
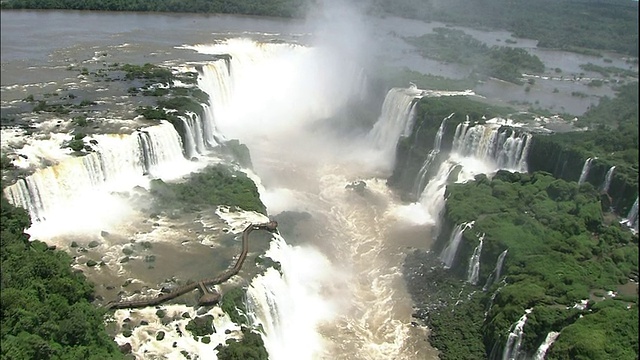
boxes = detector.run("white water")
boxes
[483,249,508,291]
[532,331,560,360]
[405,119,533,228]
[412,114,451,199]
[466,233,484,285]
[502,308,533,360]
[3,122,203,237]
[367,86,424,170]
[621,197,639,233]
[577,157,593,185]
[439,222,474,269]
[600,165,615,193]
[187,39,438,359]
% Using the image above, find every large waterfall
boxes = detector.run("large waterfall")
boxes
[3,122,194,224]
[185,40,438,359]
[412,114,451,199]
[367,86,424,168]
[414,120,533,226]
[502,308,533,360]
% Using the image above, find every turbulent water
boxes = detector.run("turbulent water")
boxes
[1,14,441,358]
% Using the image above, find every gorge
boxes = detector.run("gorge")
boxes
[1,5,638,360]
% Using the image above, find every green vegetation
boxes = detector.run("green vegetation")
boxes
[408,171,638,359]
[406,27,545,84]
[216,327,268,360]
[579,63,638,78]
[64,133,87,152]
[185,315,215,337]
[374,66,479,91]
[527,82,638,213]
[372,0,639,56]
[0,197,124,359]
[150,164,266,214]
[0,0,309,18]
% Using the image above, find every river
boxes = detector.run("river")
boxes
[0,7,635,360]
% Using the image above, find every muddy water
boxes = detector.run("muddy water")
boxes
[1,8,635,360]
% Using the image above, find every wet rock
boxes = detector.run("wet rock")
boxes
[156,331,165,341]
[88,240,100,248]
[119,343,132,354]
[86,259,98,267]
[345,180,367,195]
[101,230,110,237]
[70,241,79,248]
[122,247,134,255]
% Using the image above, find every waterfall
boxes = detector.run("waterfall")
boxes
[483,249,508,291]
[485,279,507,320]
[577,157,593,185]
[452,121,531,172]
[600,166,615,193]
[367,86,424,165]
[246,235,338,360]
[439,221,474,269]
[414,121,533,228]
[532,331,560,360]
[466,233,484,285]
[196,60,232,147]
[621,197,639,233]
[3,121,189,222]
[412,114,452,199]
[178,112,208,158]
[502,308,533,360]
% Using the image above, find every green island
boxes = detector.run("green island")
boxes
[406,27,545,84]
[371,0,638,57]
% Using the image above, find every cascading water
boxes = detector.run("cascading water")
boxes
[466,233,484,285]
[195,60,233,147]
[186,39,439,359]
[532,331,560,360]
[484,279,507,320]
[621,197,639,233]
[367,86,424,167]
[483,249,508,291]
[577,157,593,185]
[439,221,474,269]
[412,114,451,199]
[413,120,533,228]
[3,121,192,223]
[600,166,615,193]
[246,235,341,360]
[502,308,533,360]
[452,121,531,172]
